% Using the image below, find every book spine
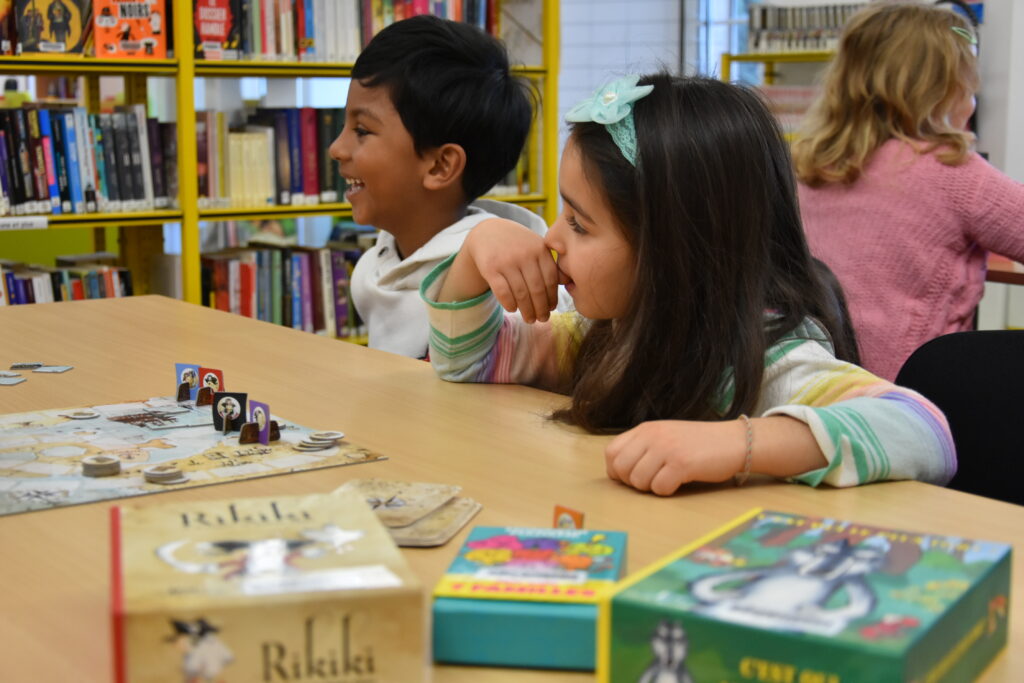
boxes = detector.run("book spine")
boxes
[285,108,302,204]
[24,109,50,214]
[159,121,178,208]
[281,248,292,326]
[111,112,137,210]
[318,247,335,337]
[290,252,302,329]
[48,111,72,213]
[73,107,98,212]
[37,109,60,214]
[61,111,86,214]
[299,107,319,204]
[316,108,336,202]
[270,248,282,324]
[146,117,167,208]
[131,104,155,209]
[299,251,313,332]
[271,109,290,204]
[89,114,109,211]
[97,113,122,212]
[330,249,349,334]
[0,129,10,215]
[195,113,209,205]
[11,108,37,213]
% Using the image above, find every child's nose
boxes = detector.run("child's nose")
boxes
[329,130,350,162]
[544,218,566,255]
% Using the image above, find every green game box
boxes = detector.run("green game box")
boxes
[599,508,1011,683]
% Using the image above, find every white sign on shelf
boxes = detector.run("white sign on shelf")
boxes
[0,216,49,231]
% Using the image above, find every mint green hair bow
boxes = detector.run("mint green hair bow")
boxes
[565,75,654,166]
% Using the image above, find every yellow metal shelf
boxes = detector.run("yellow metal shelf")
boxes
[489,193,547,206]
[196,60,353,78]
[199,203,353,222]
[721,51,834,83]
[45,210,183,230]
[0,56,177,75]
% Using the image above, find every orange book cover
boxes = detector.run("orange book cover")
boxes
[94,0,166,59]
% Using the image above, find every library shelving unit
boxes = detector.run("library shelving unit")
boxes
[720,50,833,84]
[1,0,560,311]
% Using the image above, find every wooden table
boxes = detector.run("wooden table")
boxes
[0,296,1019,682]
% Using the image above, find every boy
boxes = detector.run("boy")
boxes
[329,15,555,358]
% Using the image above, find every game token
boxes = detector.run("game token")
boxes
[309,430,345,442]
[143,464,187,485]
[62,409,100,420]
[0,376,26,386]
[9,362,43,369]
[82,455,121,477]
[33,365,74,373]
[0,371,20,378]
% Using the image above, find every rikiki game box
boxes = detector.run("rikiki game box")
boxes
[111,492,426,682]
[599,508,1011,683]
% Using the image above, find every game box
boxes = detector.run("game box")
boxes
[598,508,1011,683]
[433,525,628,670]
[111,492,427,682]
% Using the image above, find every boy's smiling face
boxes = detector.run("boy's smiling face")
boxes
[330,80,435,234]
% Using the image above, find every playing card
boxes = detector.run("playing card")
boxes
[333,478,461,528]
[387,497,482,547]
[33,365,74,373]
[0,376,27,386]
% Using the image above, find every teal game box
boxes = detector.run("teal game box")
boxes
[599,509,1011,683]
[433,526,628,670]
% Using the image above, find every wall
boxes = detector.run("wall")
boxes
[559,0,682,152]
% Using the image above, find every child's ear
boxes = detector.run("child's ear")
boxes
[423,143,467,191]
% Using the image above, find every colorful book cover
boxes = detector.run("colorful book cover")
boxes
[600,509,1012,683]
[94,0,166,59]
[60,110,84,213]
[111,492,426,683]
[36,109,59,213]
[433,526,628,670]
[48,109,72,213]
[16,0,92,54]
[193,0,241,60]
[329,248,349,333]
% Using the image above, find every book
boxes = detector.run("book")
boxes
[48,109,72,213]
[16,0,92,54]
[0,0,14,54]
[94,0,167,59]
[193,0,242,60]
[158,120,177,208]
[599,508,1012,683]
[110,492,427,682]
[433,526,628,670]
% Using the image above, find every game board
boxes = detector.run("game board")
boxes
[0,397,384,516]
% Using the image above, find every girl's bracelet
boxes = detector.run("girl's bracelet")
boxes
[734,414,754,486]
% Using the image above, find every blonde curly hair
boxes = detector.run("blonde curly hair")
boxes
[792,2,979,186]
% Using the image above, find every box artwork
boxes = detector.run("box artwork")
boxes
[111,492,427,682]
[600,509,1011,683]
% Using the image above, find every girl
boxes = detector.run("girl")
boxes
[793,2,1024,381]
[421,73,955,496]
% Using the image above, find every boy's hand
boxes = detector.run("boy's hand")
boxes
[604,420,747,496]
[463,218,560,323]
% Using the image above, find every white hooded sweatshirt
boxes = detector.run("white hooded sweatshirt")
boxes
[351,199,567,358]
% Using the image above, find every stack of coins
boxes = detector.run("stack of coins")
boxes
[293,430,345,451]
[82,454,121,477]
[143,464,187,485]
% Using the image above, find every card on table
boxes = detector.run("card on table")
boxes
[211,392,247,432]
[174,363,201,401]
[333,479,461,528]
[388,496,483,547]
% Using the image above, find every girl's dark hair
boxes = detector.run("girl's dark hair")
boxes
[553,74,856,431]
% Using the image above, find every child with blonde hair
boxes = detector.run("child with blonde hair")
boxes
[794,1,1024,381]
[420,73,955,496]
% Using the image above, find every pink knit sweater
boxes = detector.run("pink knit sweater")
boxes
[799,139,1024,381]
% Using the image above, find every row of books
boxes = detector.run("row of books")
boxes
[747,2,868,53]
[0,259,134,305]
[758,84,819,135]
[0,0,168,59]
[200,243,366,340]
[197,106,344,209]
[200,0,498,63]
[0,0,497,62]
[0,104,177,217]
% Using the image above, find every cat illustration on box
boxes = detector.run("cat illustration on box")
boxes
[639,619,693,683]
[689,539,885,637]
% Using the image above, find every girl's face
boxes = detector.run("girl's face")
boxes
[544,140,635,320]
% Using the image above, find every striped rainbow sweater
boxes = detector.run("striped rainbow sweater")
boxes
[421,257,957,488]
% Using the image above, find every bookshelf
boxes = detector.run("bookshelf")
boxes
[1,0,560,313]
[720,51,833,84]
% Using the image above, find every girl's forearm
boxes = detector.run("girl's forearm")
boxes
[748,416,828,478]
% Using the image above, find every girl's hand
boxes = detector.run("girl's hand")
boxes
[605,420,747,496]
[439,218,560,323]
[604,417,827,495]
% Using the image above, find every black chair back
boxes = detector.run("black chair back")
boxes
[895,331,1024,505]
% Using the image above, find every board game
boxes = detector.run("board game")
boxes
[0,396,383,516]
